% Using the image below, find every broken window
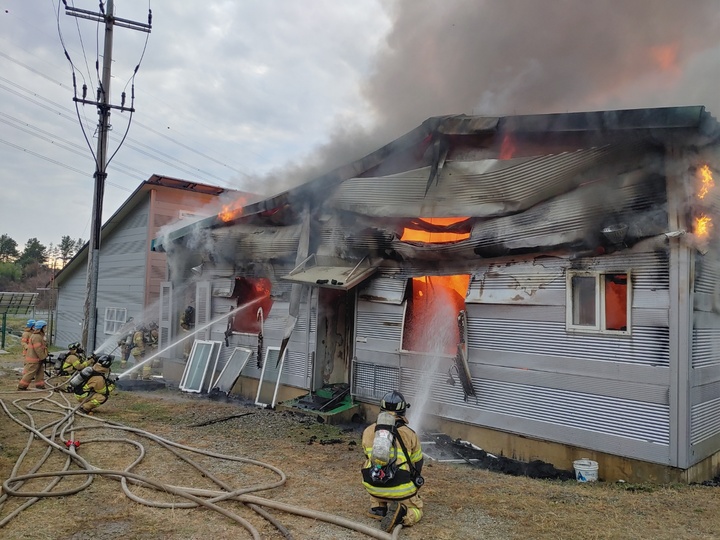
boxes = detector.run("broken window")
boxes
[567,271,631,334]
[229,277,274,333]
[400,217,471,354]
[402,275,470,354]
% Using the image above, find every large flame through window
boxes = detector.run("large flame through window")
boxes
[695,164,715,240]
[401,218,470,354]
[229,277,273,333]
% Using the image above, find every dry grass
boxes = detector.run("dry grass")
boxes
[2,351,720,540]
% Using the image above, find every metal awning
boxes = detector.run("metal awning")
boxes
[281,255,379,290]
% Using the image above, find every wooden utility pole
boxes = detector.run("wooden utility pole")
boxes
[65,0,151,352]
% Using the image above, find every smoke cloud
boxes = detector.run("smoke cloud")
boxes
[240,0,720,197]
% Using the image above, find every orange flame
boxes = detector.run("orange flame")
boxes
[698,164,715,200]
[499,133,516,160]
[695,214,713,239]
[218,197,248,222]
[401,217,470,243]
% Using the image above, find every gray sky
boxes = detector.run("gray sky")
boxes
[2,0,720,255]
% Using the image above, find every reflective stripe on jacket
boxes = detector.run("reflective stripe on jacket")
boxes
[25,331,48,362]
[361,419,423,500]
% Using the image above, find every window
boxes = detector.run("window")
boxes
[566,271,631,334]
[179,340,222,393]
[104,307,127,334]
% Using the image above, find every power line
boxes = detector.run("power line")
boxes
[0,49,253,179]
[0,137,133,191]
[0,78,234,186]
[0,112,149,179]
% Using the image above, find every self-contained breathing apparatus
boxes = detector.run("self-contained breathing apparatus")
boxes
[53,353,67,375]
[66,355,116,395]
[367,392,424,489]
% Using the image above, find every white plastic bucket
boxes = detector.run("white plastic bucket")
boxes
[573,459,599,482]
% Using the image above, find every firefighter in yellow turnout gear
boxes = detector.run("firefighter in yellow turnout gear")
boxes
[61,342,91,374]
[131,325,153,380]
[361,390,424,531]
[71,354,116,414]
[18,320,49,390]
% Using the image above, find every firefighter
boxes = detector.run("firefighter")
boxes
[20,319,35,357]
[61,342,90,374]
[361,390,424,532]
[180,305,195,359]
[72,354,117,414]
[146,321,162,376]
[118,323,135,371]
[131,324,150,379]
[18,320,49,391]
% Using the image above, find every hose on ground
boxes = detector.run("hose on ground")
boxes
[0,388,402,539]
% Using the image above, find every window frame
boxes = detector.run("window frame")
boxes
[104,307,127,335]
[566,270,632,335]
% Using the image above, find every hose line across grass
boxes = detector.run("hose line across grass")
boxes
[0,386,401,539]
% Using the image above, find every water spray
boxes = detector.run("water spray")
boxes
[116,299,260,380]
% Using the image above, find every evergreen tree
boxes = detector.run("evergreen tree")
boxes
[0,234,19,262]
[58,235,76,264]
[74,237,86,256]
[17,238,48,267]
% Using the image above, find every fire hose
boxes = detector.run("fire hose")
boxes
[0,390,402,539]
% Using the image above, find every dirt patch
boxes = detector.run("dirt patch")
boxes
[3,352,720,540]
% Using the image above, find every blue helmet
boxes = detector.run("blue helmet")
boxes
[34,320,47,330]
[26,319,35,328]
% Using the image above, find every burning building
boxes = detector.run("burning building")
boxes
[153,105,720,482]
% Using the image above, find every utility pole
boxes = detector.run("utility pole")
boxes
[65,1,151,352]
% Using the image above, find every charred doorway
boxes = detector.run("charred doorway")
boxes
[315,287,354,390]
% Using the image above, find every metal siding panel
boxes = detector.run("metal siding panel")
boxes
[356,300,405,351]
[691,396,720,445]
[466,316,669,367]
[358,276,408,304]
[331,145,633,218]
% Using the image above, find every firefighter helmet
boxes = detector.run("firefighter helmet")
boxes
[68,342,81,351]
[97,354,114,368]
[380,390,410,415]
[34,320,47,330]
[26,319,36,328]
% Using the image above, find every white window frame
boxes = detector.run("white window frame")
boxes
[104,307,127,335]
[566,270,632,335]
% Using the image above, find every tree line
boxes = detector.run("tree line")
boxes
[0,234,85,303]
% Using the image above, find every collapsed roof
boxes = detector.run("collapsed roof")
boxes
[155,106,720,273]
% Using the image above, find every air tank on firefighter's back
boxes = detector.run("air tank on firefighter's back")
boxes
[371,411,397,466]
[68,366,93,392]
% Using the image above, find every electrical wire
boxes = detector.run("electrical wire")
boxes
[0,51,251,182]
[69,0,97,94]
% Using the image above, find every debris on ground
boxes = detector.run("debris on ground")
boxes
[422,432,576,480]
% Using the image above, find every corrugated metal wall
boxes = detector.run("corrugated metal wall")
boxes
[351,247,674,465]
[55,268,86,347]
[691,249,720,459]
[56,197,150,350]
